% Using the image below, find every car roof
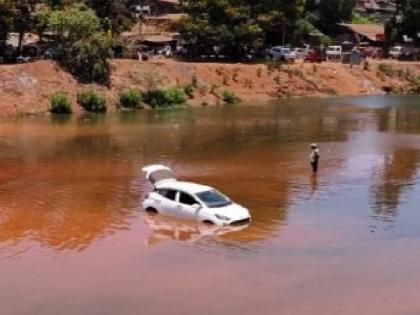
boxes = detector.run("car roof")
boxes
[155,181,214,194]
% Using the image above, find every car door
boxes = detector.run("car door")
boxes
[156,189,178,215]
[177,191,201,220]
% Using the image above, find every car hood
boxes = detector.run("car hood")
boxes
[210,203,250,220]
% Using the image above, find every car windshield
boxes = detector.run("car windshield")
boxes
[196,190,232,208]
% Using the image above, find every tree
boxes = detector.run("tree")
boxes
[49,6,101,45]
[1,0,39,53]
[86,0,133,35]
[254,0,305,45]
[0,2,12,41]
[391,0,420,44]
[180,0,264,58]
[33,8,50,42]
[48,6,111,84]
[65,32,111,84]
[180,0,311,58]
[304,0,356,33]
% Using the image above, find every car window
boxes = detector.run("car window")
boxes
[196,190,232,208]
[179,192,197,206]
[158,189,177,201]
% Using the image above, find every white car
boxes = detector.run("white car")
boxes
[156,45,172,57]
[142,165,251,226]
[389,46,403,59]
[326,45,342,59]
[294,47,309,59]
[267,46,296,62]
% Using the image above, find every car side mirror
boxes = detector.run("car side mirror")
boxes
[192,204,201,210]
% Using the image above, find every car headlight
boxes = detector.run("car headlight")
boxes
[215,214,231,221]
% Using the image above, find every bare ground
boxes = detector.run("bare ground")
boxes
[1,58,420,117]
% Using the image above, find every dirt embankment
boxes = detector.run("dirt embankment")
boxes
[1,59,420,117]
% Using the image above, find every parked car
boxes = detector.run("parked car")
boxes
[16,55,32,63]
[142,165,251,226]
[304,50,325,63]
[155,45,172,57]
[326,45,342,60]
[266,46,296,62]
[389,45,419,60]
[293,46,309,59]
[389,46,403,59]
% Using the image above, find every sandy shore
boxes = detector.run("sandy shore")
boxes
[1,58,420,117]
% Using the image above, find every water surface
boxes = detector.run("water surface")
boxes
[1,96,420,314]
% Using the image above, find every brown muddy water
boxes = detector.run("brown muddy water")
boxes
[1,96,420,315]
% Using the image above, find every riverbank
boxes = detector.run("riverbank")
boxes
[1,58,420,117]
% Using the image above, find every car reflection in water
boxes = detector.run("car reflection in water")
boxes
[143,212,250,246]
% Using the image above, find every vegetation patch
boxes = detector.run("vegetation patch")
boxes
[142,88,187,108]
[377,63,395,77]
[50,92,72,114]
[77,90,107,113]
[49,8,111,85]
[119,89,142,109]
[222,90,241,104]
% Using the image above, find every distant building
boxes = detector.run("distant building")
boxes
[356,0,397,22]
[336,23,386,46]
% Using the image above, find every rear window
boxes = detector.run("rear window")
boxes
[158,189,177,201]
[149,170,175,184]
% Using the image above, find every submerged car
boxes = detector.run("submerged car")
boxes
[142,165,251,226]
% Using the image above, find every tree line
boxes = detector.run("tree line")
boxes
[0,0,137,84]
[179,0,357,58]
[1,0,419,84]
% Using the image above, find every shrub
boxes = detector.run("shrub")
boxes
[166,88,187,105]
[142,88,187,108]
[119,89,142,109]
[143,90,167,108]
[377,63,395,77]
[65,33,111,85]
[222,90,240,104]
[48,8,111,85]
[77,90,107,112]
[50,92,72,114]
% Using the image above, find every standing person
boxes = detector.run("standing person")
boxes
[309,143,320,173]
